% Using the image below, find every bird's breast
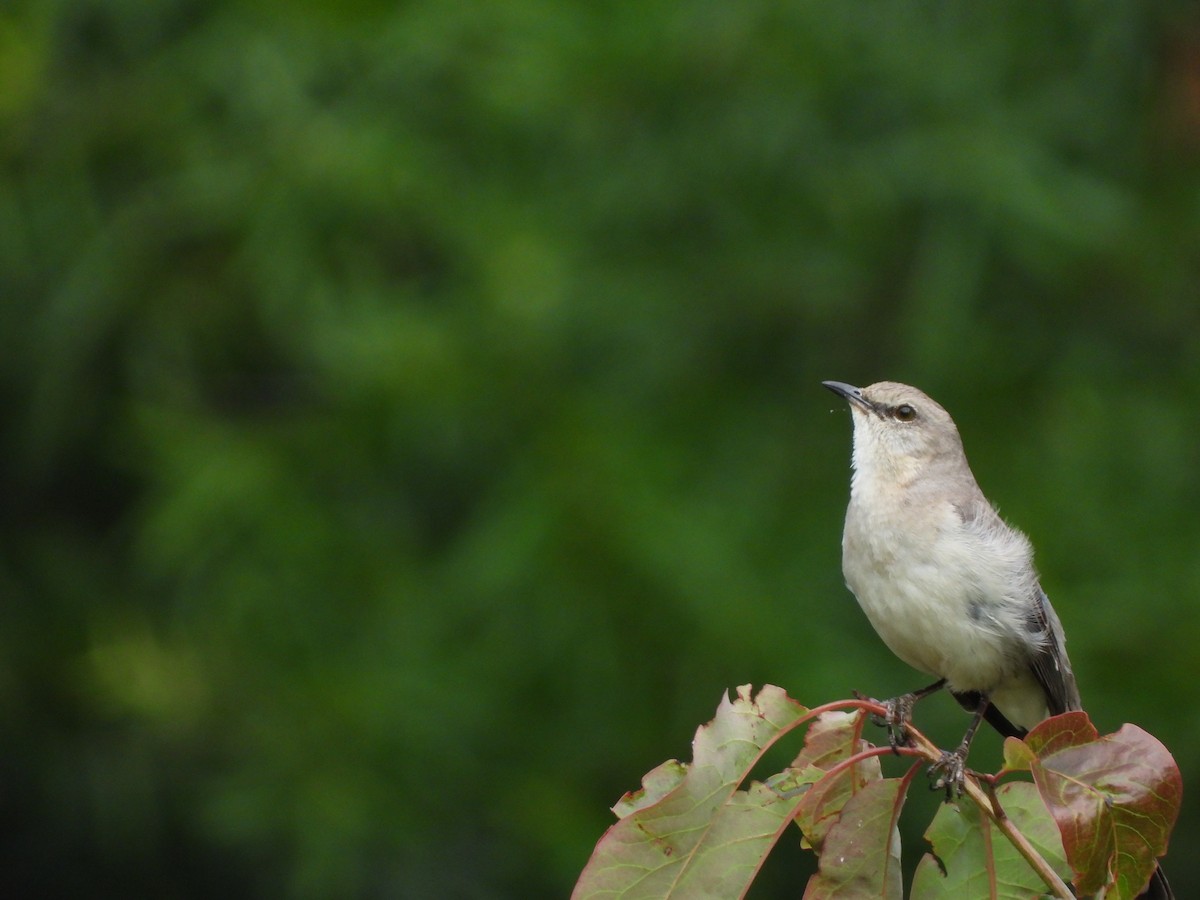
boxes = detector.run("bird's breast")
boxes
[841,498,1027,692]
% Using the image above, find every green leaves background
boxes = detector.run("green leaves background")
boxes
[2,1,1199,896]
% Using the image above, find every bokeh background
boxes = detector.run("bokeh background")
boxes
[4,1,1200,897]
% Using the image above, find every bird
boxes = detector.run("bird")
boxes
[823,380,1171,900]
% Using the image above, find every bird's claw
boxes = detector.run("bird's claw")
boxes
[855,689,916,752]
[928,749,969,800]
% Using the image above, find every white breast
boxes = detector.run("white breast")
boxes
[842,492,1036,694]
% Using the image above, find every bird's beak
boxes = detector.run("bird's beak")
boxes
[822,381,875,414]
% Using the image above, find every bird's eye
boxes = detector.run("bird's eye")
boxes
[895,404,916,422]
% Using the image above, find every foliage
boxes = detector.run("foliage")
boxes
[1005,714,1181,898]
[2,1,1200,896]
[574,686,1179,899]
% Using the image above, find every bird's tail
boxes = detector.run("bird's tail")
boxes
[1142,868,1171,900]
[1141,863,1173,899]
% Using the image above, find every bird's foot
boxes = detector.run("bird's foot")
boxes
[854,689,917,752]
[928,748,969,800]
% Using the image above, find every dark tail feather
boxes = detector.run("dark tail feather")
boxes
[950,689,1026,738]
[1141,864,1172,899]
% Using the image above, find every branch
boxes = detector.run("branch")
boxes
[892,711,1073,900]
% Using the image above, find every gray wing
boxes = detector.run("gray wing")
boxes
[1027,587,1082,715]
[950,495,1083,717]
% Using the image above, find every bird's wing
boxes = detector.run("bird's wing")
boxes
[952,497,1083,717]
[1027,587,1082,715]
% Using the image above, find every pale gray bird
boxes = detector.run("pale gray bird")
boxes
[823,380,1171,898]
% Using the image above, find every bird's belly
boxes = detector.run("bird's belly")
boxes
[848,560,1019,693]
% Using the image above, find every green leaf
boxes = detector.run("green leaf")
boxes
[571,684,809,899]
[1001,736,1036,773]
[612,760,688,819]
[1022,714,1181,898]
[910,781,1070,899]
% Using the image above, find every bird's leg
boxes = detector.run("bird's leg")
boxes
[856,678,946,751]
[929,695,988,799]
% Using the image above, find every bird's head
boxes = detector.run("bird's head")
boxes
[823,380,964,485]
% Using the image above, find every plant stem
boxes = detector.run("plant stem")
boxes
[903,724,1073,900]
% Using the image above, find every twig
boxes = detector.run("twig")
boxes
[902,722,1073,900]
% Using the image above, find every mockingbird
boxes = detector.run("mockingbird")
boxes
[824,380,1171,900]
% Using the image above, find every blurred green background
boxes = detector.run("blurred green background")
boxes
[4,1,1200,896]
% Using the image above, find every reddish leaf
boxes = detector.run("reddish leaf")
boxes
[790,710,881,851]
[1022,716,1181,898]
[793,708,872,771]
[1023,711,1098,757]
[802,776,906,900]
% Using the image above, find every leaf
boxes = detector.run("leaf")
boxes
[802,776,907,900]
[668,779,818,897]
[612,760,688,819]
[1021,715,1182,898]
[1001,736,1036,773]
[789,709,882,851]
[1023,710,1099,757]
[910,781,1071,899]
[571,684,809,899]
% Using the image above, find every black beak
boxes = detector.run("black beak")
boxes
[822,380,875,414]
